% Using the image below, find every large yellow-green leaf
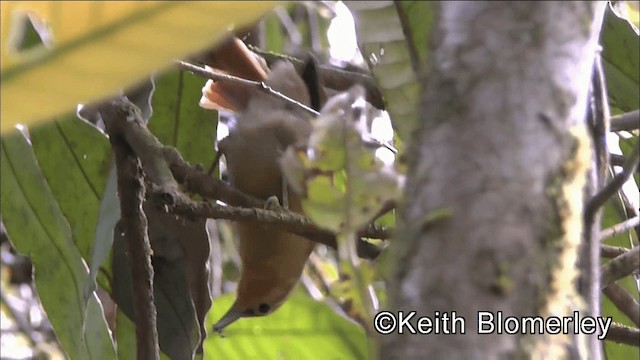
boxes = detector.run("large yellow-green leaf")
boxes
[29,116,111,271]
[1,132,115,359]
[204,293,368,359]
[28,115,115,302]
[1,1,278,133]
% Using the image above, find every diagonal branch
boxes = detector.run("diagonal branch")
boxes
[162,146,263,209]
[601,216,640,240]
[610,153,640,171]
[610,110,640,132]
[601,246,640,288]
[160,147,391,242]
[147,189,387,260]
[585,138,640,221]
[176,60,319,117]
[603,283,640,328]
[244,44,385,110]
[601,244,630,259]
[604,323,640,347]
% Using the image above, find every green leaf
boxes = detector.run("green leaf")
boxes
[601,4,640,112]
[149,68,217,166]
[29,116,111,267]
[1,1,278,133]
[92,164,119,294]
[1,132,114,359]
[204,294,368,359]
[29,115,115,301]
[264,12,286,53]
[85,294,116,358]
[346,1,435,141]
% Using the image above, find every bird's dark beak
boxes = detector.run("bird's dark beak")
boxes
[212,303,246,335]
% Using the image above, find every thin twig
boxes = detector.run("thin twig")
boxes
[207,220,223,298]
[275,6,303,47]
[603,283,640,327]
[610,110,640,132]
[611,184,640,243]
[604,323,640,347]
[601,246,640,288]
[148,189,389,254]
[176,60,319,117]
[307,252,334,295]
[100,98,159,360]
[585,138,640,222]
[245,44,385,110]
[601,244,629,259]
[165,148,389,244]
[305,2,323,53]
[601,216,640,240]
[610,153,640,174]
[162,147,262,209]
[609,153,625,167]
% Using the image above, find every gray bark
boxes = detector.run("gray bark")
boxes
[383,2,606,359]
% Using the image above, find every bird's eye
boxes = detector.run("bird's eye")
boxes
[258,303,271,314]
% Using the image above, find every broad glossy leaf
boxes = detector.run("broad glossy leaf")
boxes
[204,293,368,359]
[85,294,116,357]
[148,68,217,166]
[1,1,278,133]
[29,115,115,301]
[0,133,114,359]
[29,116,111,269]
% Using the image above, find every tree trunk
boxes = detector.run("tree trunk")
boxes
[383,2,607,358]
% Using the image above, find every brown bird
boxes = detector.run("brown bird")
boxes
[199,37,318,332]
